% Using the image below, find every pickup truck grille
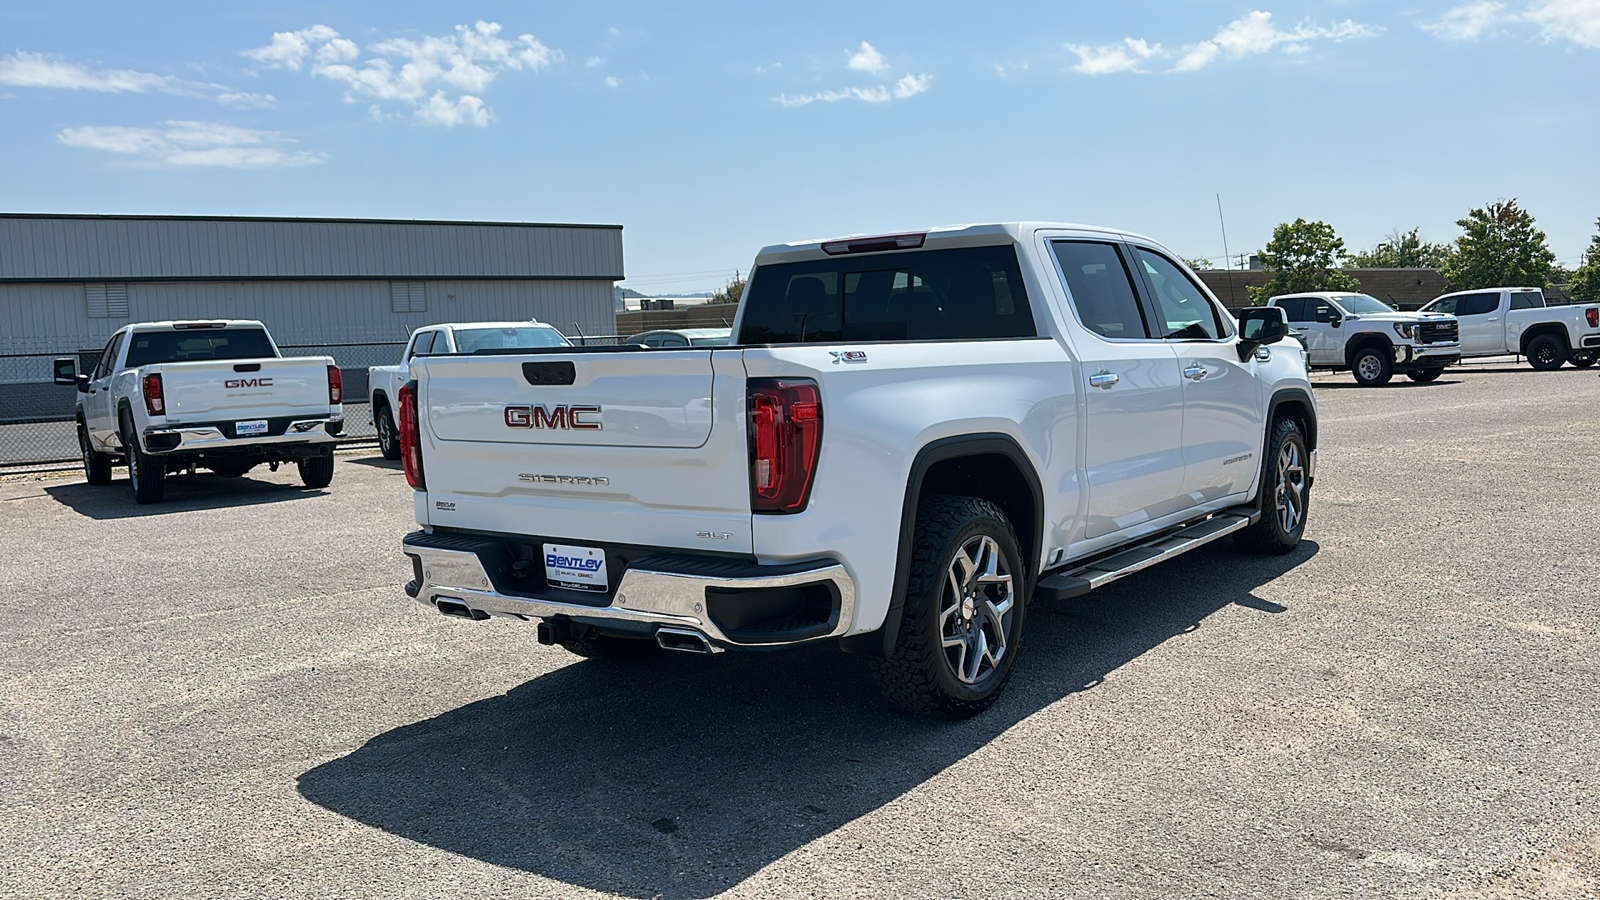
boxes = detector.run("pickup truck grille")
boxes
[1418,321,1458,344]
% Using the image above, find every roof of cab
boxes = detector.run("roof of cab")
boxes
[753,222,1157,266]
[127,319,267,331]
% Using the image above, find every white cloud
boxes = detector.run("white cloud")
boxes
[892,72,930,98]
[1524,0,1600,47]
[244,20,561,127]
[1066,38,1163,75]
[585,56,605,67]
[1421,2,1508,40]
[604,75,620,88]
[0,50,192,94]
[847,41,889,74]
[1069,11,1380,76]
[774,72,932,107]
[57,120,325,168]
[216,91,278,109]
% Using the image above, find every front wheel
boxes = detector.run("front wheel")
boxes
[1351,346,1393,386]
[1234,417,1310,555]
[297,453,335,488]
[868,496,1026,719]
[1526,334,1567,371]
[375,403,402,460]
[1407,367,1444,383]
[79,422,113,486]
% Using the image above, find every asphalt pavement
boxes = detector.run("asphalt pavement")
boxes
[2,359,1597,899]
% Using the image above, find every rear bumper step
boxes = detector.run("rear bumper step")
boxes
[1034,505,1260,602]
[401,530,857,650]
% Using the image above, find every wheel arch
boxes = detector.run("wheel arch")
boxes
[371,389,390,410]
[1267,388,1317,452]
[843,433,1044,657]
[1343,332,1394,367]
[1519,323,1570,355]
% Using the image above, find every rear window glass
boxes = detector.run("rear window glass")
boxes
[1457,294,1499,316]
[453,326,570,352]
[124,328,277,367]
[1510,291,1543,310]
[738,245,1035,344]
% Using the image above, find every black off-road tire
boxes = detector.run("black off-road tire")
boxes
[1569,354,1595,369]
[120,414,165,505]
[560,634,661,661]
[1526,334,1567,371]
[208,460,255,478]
[1406,367,1444,383]
[375,402,402,460]
[78,422,113,486]
[1350,346,1393,386]
[1234,418,1310,555]
[297,453,336,488]
[867,495,1027,720]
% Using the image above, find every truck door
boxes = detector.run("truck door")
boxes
[1129,246,1264,503]
[85,331,123,449]
[1454,292,1504,353]
[1304,298,1345,366]
[1047,239,1186,540]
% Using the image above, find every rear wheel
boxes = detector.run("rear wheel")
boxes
[297,453,335,488]
[375,402,401,460]
[868,496,1026,719]
[1407,367,1444,383]
[1351,346,1393,386]
[1234,417,1310,555]
[120,415,165,505]
[78,422,113,486]
[1526,334,1567,370]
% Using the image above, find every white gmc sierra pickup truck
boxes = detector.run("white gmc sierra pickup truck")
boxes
[54,320,343,504]
[368,321,571,459]
[397,224,1319,718]
[1418,287,1600,370]
[1267,292,1461,385]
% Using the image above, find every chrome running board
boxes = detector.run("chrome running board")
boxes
[1034,505,1260,602]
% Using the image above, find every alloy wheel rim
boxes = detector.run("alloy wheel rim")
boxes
[378,411,393,451]
[1275,441,1307,534]
[939,534,1015,685]
[80,428,92,470]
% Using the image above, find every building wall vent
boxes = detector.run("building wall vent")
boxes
[86,283,130,318]
[390,281,428,313]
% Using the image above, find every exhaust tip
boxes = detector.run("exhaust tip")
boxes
[436,598,488,621]
[656,627,716,654]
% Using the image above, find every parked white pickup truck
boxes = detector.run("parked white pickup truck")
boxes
[53,320,343,504]
[367,321,570,459]
[1418,287,1600,369]
[1267,292,1461,385]
[396,224,1319,718]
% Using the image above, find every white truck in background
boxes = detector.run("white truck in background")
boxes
[394,223,1319,719]
[367,321,570,459]
[1418,287,1600,369]
[1267,292,1461,385]
[54,320,343,504]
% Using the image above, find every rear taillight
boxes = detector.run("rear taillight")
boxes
[1587,307,1598,329]
[748,378,822,513]
[328,365,343,404]
[142,373,164,416]
[398,380,425,491]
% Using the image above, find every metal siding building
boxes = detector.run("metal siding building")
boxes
[0,214,624,354]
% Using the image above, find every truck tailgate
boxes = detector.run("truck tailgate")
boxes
[154,357,335,422]
[414,350,754,553]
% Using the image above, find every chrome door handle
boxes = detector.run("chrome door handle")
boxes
[1088,371,1120,389]
[1487,317,1498,322]
[1183,364,1208,381]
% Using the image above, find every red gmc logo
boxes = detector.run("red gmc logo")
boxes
[504,404,602,430]
[225,378,274,389]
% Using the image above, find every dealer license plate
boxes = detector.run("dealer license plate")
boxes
[235,419,268,436]
[543,543,608,592]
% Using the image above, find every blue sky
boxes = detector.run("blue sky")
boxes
[1,1,1596,294]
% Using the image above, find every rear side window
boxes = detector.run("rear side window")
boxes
[123,328,277,367]
[1051,241,1149,339]
[1457,293,1499,316]
[1273,297,1305,321]
[738,245,1035,344]
[1510,291,1544,310]
[93,332,125,379]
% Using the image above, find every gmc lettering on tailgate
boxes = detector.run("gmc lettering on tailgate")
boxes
[504,404,602,430]
[224,378,273,389]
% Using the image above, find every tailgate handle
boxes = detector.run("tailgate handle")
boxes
[522,361,576,386]
[233,363,262,373]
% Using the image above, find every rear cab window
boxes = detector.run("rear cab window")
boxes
[738,244,1036,344]
[124,327,277,368]
[1510,291,1544,310]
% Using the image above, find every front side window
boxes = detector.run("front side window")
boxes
[93,333,124,379]
[1134,248,1229,340]
[123,328,276,367]
[1457,294,1499,316]
[739,244,1035,344]
[1428,297,1459,316]
[1051,241,1150,339]
[1510,291,1544,310]
[408,331,437,359]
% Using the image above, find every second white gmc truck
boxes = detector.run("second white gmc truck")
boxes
[396,224,1319,718]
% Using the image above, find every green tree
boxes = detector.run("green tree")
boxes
[706,271,746,305]
[1439,199,1557,290]
[1183,255,1215,271]
[1348,228,1454,268]
[1569,218,1600,305]
[1245,218,1360,302]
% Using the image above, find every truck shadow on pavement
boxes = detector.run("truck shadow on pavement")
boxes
[44,474,328,519]
[298,540,1317,899]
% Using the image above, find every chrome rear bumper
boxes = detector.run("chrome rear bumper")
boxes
[143,418,341,454]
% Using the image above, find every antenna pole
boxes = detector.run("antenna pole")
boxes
[1216,194,1237,306]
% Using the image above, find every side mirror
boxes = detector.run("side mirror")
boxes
[53,357,84,390]
[1236,307,1288,361]
[1313,304,1341,325]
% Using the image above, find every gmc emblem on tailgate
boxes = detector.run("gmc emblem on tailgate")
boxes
[224,377,273,389]
[504,404,602,430]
